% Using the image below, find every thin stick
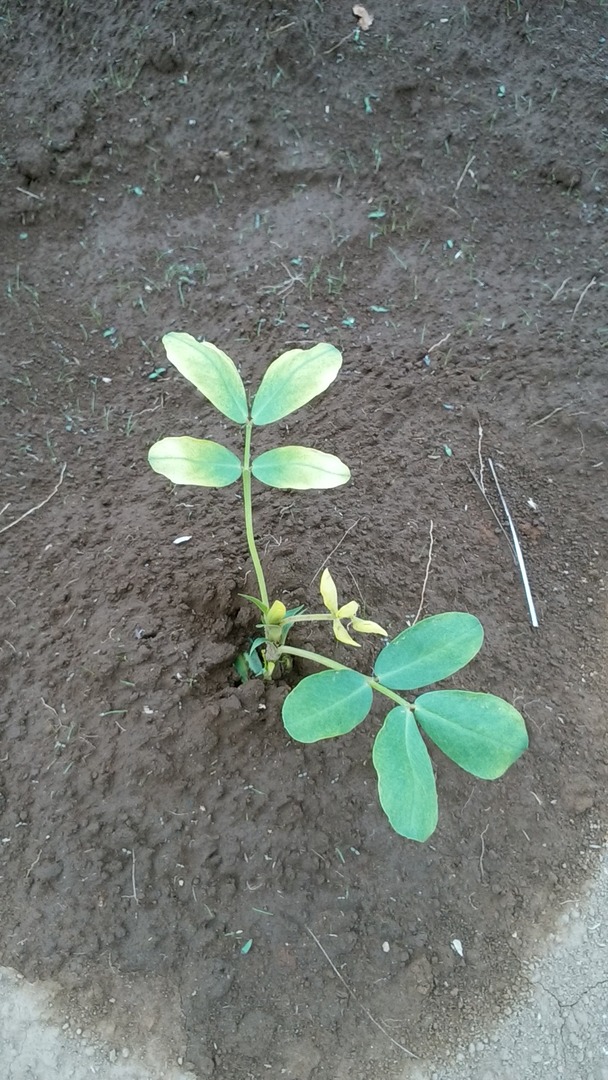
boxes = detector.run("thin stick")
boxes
[479,823,489,885]
[122,849,139,903]
[454,154,476,194]
[323,29,356,54]
[309,519,360,585]
[16,186,45,201]
[26,848,43,879]
[549,276,570,302]
[487,459,539,628]
[476,422,485,494]
[306,927,418,1059]
[413,521,434,625]
[466,466,515,556]
[426,331,452,355]
[571,276,596,321]
[0,462,66,535]
[531,405,566,427]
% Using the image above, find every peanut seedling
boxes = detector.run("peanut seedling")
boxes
[148,333,528,841]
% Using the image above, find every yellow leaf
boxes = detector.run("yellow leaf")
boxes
[337,600,359,619]
[320,568,339,614]
[333,619,361,648]
[266,600,287,624]
[350,616,388,636]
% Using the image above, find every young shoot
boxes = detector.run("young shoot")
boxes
[148,332,528,841]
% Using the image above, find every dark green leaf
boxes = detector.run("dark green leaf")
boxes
[372,707,438,841]
[282,669,372,743]
[414,690,528,779]
[374,613,484,691]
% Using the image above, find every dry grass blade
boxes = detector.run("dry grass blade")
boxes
[306,926,418,1058]
[0,463,67,535]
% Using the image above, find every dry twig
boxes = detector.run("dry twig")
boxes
[454,154,476,195]
[549,276,571,302]
[0,462,67,535]
[306,926,418,1058]
[413,520,434,625]
[122,849,139,903]
[309,519,360,585]
[571,276,596,321]
[487,458,539,628]
[479,823,489,884]
[531,405,567,427]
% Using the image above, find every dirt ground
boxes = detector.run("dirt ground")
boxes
[0,2,606,1077]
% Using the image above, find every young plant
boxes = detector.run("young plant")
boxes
[148,333,528,841]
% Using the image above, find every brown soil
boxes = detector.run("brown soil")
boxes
[1,2,607,1077]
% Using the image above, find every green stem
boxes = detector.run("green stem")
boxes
[277,645,413,711]
[242,420,269,610]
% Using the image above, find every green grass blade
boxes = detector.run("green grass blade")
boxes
[162,332,249,423]
[282,669,372,742]
[238,593,268,614]
[252,446,350,489]
[374,612,484,691]
[251,343,342,425]
[414,690,528,779]
[372,707,438,841]
[148,436,242,487]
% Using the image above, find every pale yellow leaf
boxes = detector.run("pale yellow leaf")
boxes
[350,615,388,636]
[337,600,359,619]
[320,568,339,614]
[333,619,361,648]
[266,600,287,624]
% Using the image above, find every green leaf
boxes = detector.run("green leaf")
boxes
[250,342,342,425]
[374,613,484,691]
[252,446,350,489]
[239,593,268,614]
[414,690,528,779]
[162,332,249,423]
[372,707,438,841]
[282,669,372,743]
[246,641,264,677]
[234,654,249,683]
[148,436,242,487]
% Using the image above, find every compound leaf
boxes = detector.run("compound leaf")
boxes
[282,669,372,743]
[372,707,438,841]
[148,436,242,487]
[252,446,350,489]
[162,332,249,423]
[374,612,484,691]
[251,342,342,425]
[414,690,528,779]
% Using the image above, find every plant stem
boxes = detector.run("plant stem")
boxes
[242,420,269,609]
[278,645,413,711]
